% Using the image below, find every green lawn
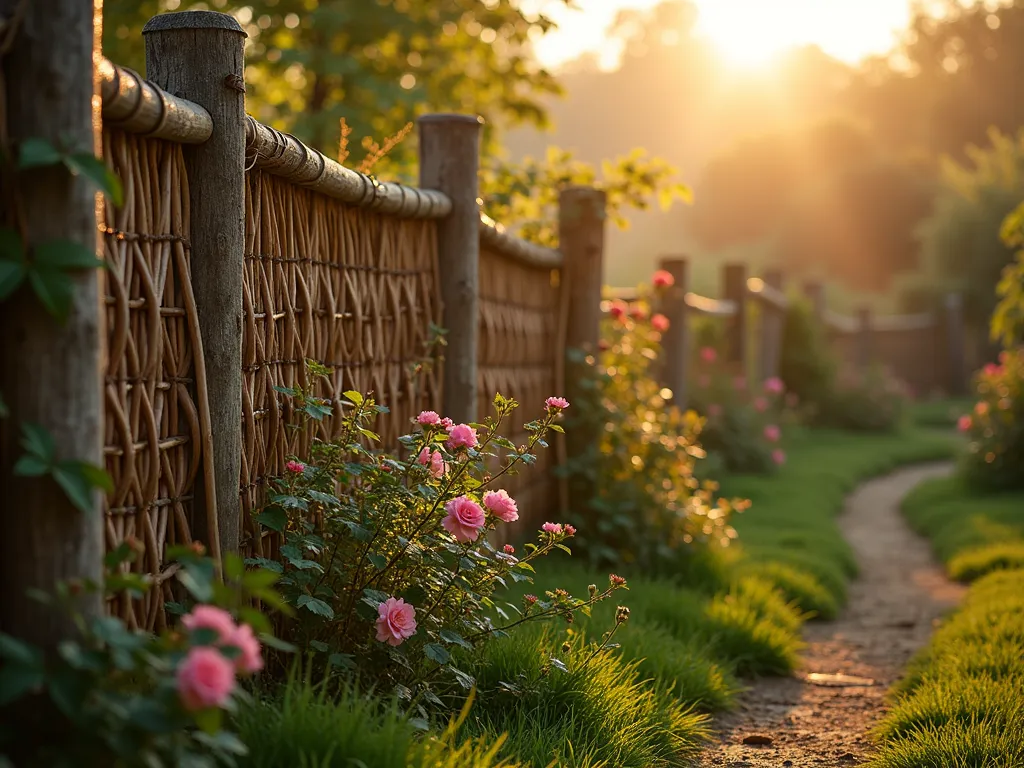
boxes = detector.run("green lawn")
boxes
[871,474,1024,768]
[907,398,974,430]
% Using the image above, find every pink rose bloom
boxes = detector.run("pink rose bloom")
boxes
[484,489,519,523]
[772,449,786,466]
[503,544,515,554]
[629,305,648,321]
[542,522,563,535]
[652,269,674,288]
[440,417,454,430]
[182,605,236,644]
[608,300,628,320]
[442,496,486,542]
[417,447,447,479]
[226,623,263,675]
[564,524,576,536]
[754,396,768,413]
[176,646,236,712]
[983,363,999,376]
[417,410,441,426]
[651,314,670,333]
[375,597,417,647]
[286,460,305,474]
[764,424,781,443]
[698,374,711,389]
[764,377,784,395]
[446,423,479,451]
[708,403,723,418]
[546,396,569,410]
[733,376,747,391]
[700,347,717,363]
[958,414,972,432]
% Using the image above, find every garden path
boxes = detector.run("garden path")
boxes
[696,463,966,768]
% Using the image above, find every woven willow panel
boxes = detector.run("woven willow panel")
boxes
[477,247,562,528]
[240,171,441,554]
[102,130,212,631]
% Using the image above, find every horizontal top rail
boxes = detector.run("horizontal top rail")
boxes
[825,311,859,334]
[685,292,737,317]
[826,310,936,334]
[479,214,563,269]
[99,58,213,144]
[746,277,789,311]
[244,117,451,220]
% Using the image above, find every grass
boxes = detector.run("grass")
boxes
[907,398,974,430]
[870,470,1024,767]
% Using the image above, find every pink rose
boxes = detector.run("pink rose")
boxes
[182,605,236,644]
[417,447,447,479]
[286,460,305,474]
[417,410,441,426]
[651,314,670,333]
[958,414,972,432]
[733,376,747,391]
[708,403,723,418]
[764,377,784,395]
[608,300,628,320]
[542,522,563,535]
[176,646,236,711]
[764,424,781,443]
[772,449,786,466]
[442,496,486,542]
[440,417,454,430]
[546,396,569,411]
[564,524,577,536]
[446,423,479,451]
[629,305,648,321]
[652,269,674,288]
[226,623,263,675]
[375,597,417,647]
[700,347,717,363]
[484,490,519,522]
[753,396,768,413]
[503,544,515,554]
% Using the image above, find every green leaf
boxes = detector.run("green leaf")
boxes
[244,557,284,575]
[253,505,288,533]
[0,227,24,261]
[104,542,138,569]
[0,259,26,302]
[366,553,387,570]
[18,137,62,169]
[53,463,101,515]
[27,266,74,322]
[12,454,49,477]
[34,240,105,271]
[0,664,45,706]
[296,594,334,619]
[19,423,54,462]
[178,565,215,603]
[438,629,473,650]
[0,634,41,665]
[342,390,364,406]
[193,706,223,735]
[65,153,124,207]
[549,423,565,434]
[259,633,297,653]
[308,640,329,653]
[423,642,450,665]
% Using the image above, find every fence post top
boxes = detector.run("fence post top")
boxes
[417,113,485,127]
[143,10,246,35]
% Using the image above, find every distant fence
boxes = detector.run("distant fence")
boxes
[93,11,968,630]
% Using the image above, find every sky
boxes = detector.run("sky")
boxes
[530,0,919,71]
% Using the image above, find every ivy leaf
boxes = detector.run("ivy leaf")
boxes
[34,241,105,271]
[296,594,334,619]
[253,505,288,533]
[439,629,473,650]
[423,642,450,666]
[17,137,63,169]
[28,267,74,323]
[65,153,124,207]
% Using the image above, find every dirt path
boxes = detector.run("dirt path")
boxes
[696,463,966,768]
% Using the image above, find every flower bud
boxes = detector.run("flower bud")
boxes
[615,606,630,624]
[588,584,598,599]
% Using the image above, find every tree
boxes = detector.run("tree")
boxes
[103,0,574,168]
[992,201,1024,348]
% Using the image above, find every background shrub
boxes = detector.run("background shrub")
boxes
[959,349,1024,491]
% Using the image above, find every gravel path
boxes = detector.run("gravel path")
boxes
[696,463,966,767]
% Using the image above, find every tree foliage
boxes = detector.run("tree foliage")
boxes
[992,201,1024,348]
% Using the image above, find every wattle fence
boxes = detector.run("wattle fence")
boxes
[92,11,967,630]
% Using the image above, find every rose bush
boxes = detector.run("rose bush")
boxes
[252,372,626,714]
[959,349,1024,491]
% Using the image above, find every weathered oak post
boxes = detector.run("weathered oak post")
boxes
[0,0,105,652]
[658,256,689,406]
[144,11,247,560]
[723,263,748,377]
[760,268,784,382]
[857,305,874,369]
[943,292,967,396]
[418,114,483,425]
[560,186,606,506]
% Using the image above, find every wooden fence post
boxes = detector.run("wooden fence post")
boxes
[418,114,483,426]
[560,186,606,487]
[0,0,105,653]
[803,280,825,324]
[760,268,784,383]
[944,292,967,396]
[857,305,873,369]
[658,256,689,406]
[144,12,247,560]
[723,263,747,376]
